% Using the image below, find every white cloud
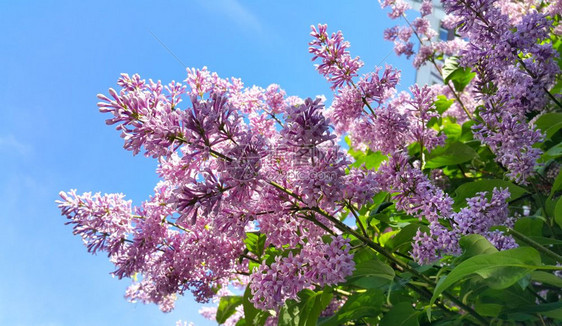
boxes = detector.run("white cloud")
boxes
[196,0,263,34]
[0,134,31,156]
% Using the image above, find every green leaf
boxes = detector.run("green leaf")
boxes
[506,301,562,319]
[527,236,562,245]
[457,234,498,261]
[442,56,460,82]
[545,121,562,140]
[380,302,419,326]
[386,223,429,252]
[244,232,267,258]
[352,247,378,264]
[541,143,562,161]
[460,120,475,142]
[319,289,383,326]
[474,303,503,317]
[550,168,562,198]
[370,201,393,215]
[543,308,562,320]
[346,258,395,289]
[531,271,562,288]
[351,150,388,170]
[435,95,455,115]
[442,56,476,92]
[278,289,333,326]
[217,296,244,324]
[479,286,534,310]
[514,217,543,237]
[442,119,462,140]
[535,113,562,133]
[555,197,562,229]
[425,141,477,168]
[431,247,542,307]
[453,179,528,209]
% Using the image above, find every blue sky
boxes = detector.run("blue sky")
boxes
[0,1,414,325]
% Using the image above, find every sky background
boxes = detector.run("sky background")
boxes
[0,0,414,325]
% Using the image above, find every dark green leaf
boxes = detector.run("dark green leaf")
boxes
[352,247,378,264]
[506,301,562,318]
[370,201,393,215]
[380,302,419,326]
[346,258,395,289]
[474,303,503,317]
[541,143,562,161]
[431,247,542,306]
[514,217,544,237]
[319,289,384,326]
[550,168,562,198]
[555,197,562,229]
[527,236,562,245]
[531,271,562,287]
[386,223,429,253]
[545,121,562,140]
[425,141,477,168]
[535,113,562,133]
[479,286,534,310]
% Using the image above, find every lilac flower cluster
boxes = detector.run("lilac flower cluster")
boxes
[377,153,453,223]
[412,188,517,264]
[249,236,354,310]
[63,66,358,313]
[58,190,133,255]
[58,2,562,321]
[309,24,364,89]
[441,0,560,183]
[380,0,442,60]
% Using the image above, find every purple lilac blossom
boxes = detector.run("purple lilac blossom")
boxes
[309,24,364,89]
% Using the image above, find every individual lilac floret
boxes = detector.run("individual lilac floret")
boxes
[309,24,364,89]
